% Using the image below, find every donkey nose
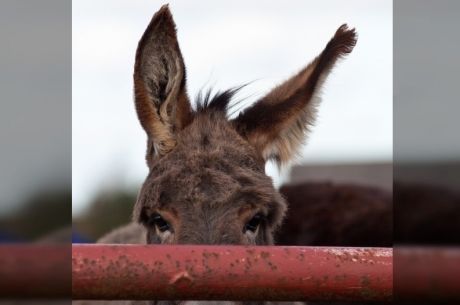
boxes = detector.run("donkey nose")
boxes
[181,301,239,305]
[178,221,242,245]
[200,232,241,245]
[179,234,240,245]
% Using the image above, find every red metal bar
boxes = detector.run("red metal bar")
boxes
[0,245,71,298]
[73,245,392,301]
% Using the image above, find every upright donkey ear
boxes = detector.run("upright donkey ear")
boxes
[233,25,357,167]
[134,5,193,166]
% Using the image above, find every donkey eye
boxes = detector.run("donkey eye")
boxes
[150,213,170,232]
[244,213,263,233]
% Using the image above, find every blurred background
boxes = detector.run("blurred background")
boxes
[72,0,392,240]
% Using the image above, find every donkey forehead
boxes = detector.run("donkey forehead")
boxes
[151,169,273,210]
[141,131,276,210]
[148,152,272,204]
[166,114,265,174]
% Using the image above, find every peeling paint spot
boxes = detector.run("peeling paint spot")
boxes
[169,271,193,286]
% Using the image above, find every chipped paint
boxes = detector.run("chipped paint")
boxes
[72,245,392,301]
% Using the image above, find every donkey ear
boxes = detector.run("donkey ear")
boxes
[233,25,357,166]
[134,5,193,165]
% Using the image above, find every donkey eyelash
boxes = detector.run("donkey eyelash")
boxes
[244,212,265,233]
[148,213,171,232]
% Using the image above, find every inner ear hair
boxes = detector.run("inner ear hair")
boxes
[134,5,193,163]
[233,24,357,167]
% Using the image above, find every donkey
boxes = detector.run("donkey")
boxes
[81,4,357,304]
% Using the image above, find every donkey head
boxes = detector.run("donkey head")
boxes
[133,5,357,246]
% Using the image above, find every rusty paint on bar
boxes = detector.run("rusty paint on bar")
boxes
[72,245,392,301]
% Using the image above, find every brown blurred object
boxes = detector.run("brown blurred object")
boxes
[277,182,392,247]
[277,163,392,247]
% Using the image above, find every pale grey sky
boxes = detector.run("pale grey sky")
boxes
[72,0,392,215]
